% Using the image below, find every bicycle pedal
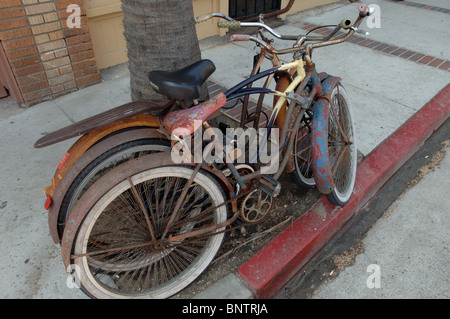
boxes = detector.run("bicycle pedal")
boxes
[259,174,281,198]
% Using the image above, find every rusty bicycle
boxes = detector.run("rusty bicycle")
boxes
[35,17,295,245]
[56,3,374,299]
[34,60,214,243]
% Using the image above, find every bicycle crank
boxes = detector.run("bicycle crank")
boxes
[240,189,273,224]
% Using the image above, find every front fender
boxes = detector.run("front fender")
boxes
[60,152,236,269]
[311,76,341,194]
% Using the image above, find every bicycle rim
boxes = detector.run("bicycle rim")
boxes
[292,114,315,188]
[326,84,357,206]
[73,166,227,299]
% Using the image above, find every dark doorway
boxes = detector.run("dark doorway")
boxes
[229,0,282,19]
[0,83,7,99]
[0,41,23,104]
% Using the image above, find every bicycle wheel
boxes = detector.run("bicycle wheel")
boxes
[325,83,357,206]
[291,111,315,188]
[57,138,171,238]
[72,165,228,299]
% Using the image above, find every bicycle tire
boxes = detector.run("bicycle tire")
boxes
[57,138,171,238]
[72,165,228,299]
[325,83,357,206]
[290,112,315,189]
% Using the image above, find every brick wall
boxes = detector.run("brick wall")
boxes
[0,0,101,107]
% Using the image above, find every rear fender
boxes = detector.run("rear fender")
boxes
[44,114,162,199]
[34,99,172,149]
[311,75,341,194]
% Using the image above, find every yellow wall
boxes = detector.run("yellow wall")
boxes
[280,0,340,19]
[83,0,126,69]
[83,0,339,69]
[193,0,228,39]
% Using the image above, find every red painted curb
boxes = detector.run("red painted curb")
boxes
[238,83,450,298]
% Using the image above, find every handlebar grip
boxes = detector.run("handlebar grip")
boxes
[218,20,241,29]
[230,34,251,42]
[195,13,213,23]
[358,3,369,17]
[339,18,353,29]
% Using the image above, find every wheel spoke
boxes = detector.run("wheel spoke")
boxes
[325,84,357,206]
[73,166,227,298]
[292,118,315,188]
[128,177,157,242]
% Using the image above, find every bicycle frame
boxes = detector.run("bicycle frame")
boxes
[218,56,339,195]
[147,58,340,244]
[206,2,376,195]
[225,59,306,116]
[232,41,287,130]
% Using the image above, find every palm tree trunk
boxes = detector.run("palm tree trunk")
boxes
[122,0,202,101]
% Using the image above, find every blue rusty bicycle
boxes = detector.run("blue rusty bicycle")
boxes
[60,3,374,299]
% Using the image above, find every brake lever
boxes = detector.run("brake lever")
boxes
[350,26,370,36]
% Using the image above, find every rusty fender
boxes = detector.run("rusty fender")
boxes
[311,75,341,194]
[47,128,168,244]
[43,114,162,199]
[60,152,236,270]
[34,99,172,149]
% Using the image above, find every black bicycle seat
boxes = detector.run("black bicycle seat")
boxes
[148,59,216,100]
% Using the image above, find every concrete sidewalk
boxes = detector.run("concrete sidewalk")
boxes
[310,130,449,299]
[0,0,448,299]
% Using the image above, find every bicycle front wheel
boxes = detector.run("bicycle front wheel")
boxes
[291,111,315,188]
[326,83,357,206]
[72,165,228,299]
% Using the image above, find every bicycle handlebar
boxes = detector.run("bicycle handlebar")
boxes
[229,34,251,42]
[217,20,241,29]
[196,3,374,54]
[195,12,234,23]
[218,20,300,41]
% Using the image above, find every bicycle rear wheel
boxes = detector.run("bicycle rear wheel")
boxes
[71,165,228,299]
[325,83,357,206]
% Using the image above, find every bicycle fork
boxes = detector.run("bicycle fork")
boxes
[311,75,343,194]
